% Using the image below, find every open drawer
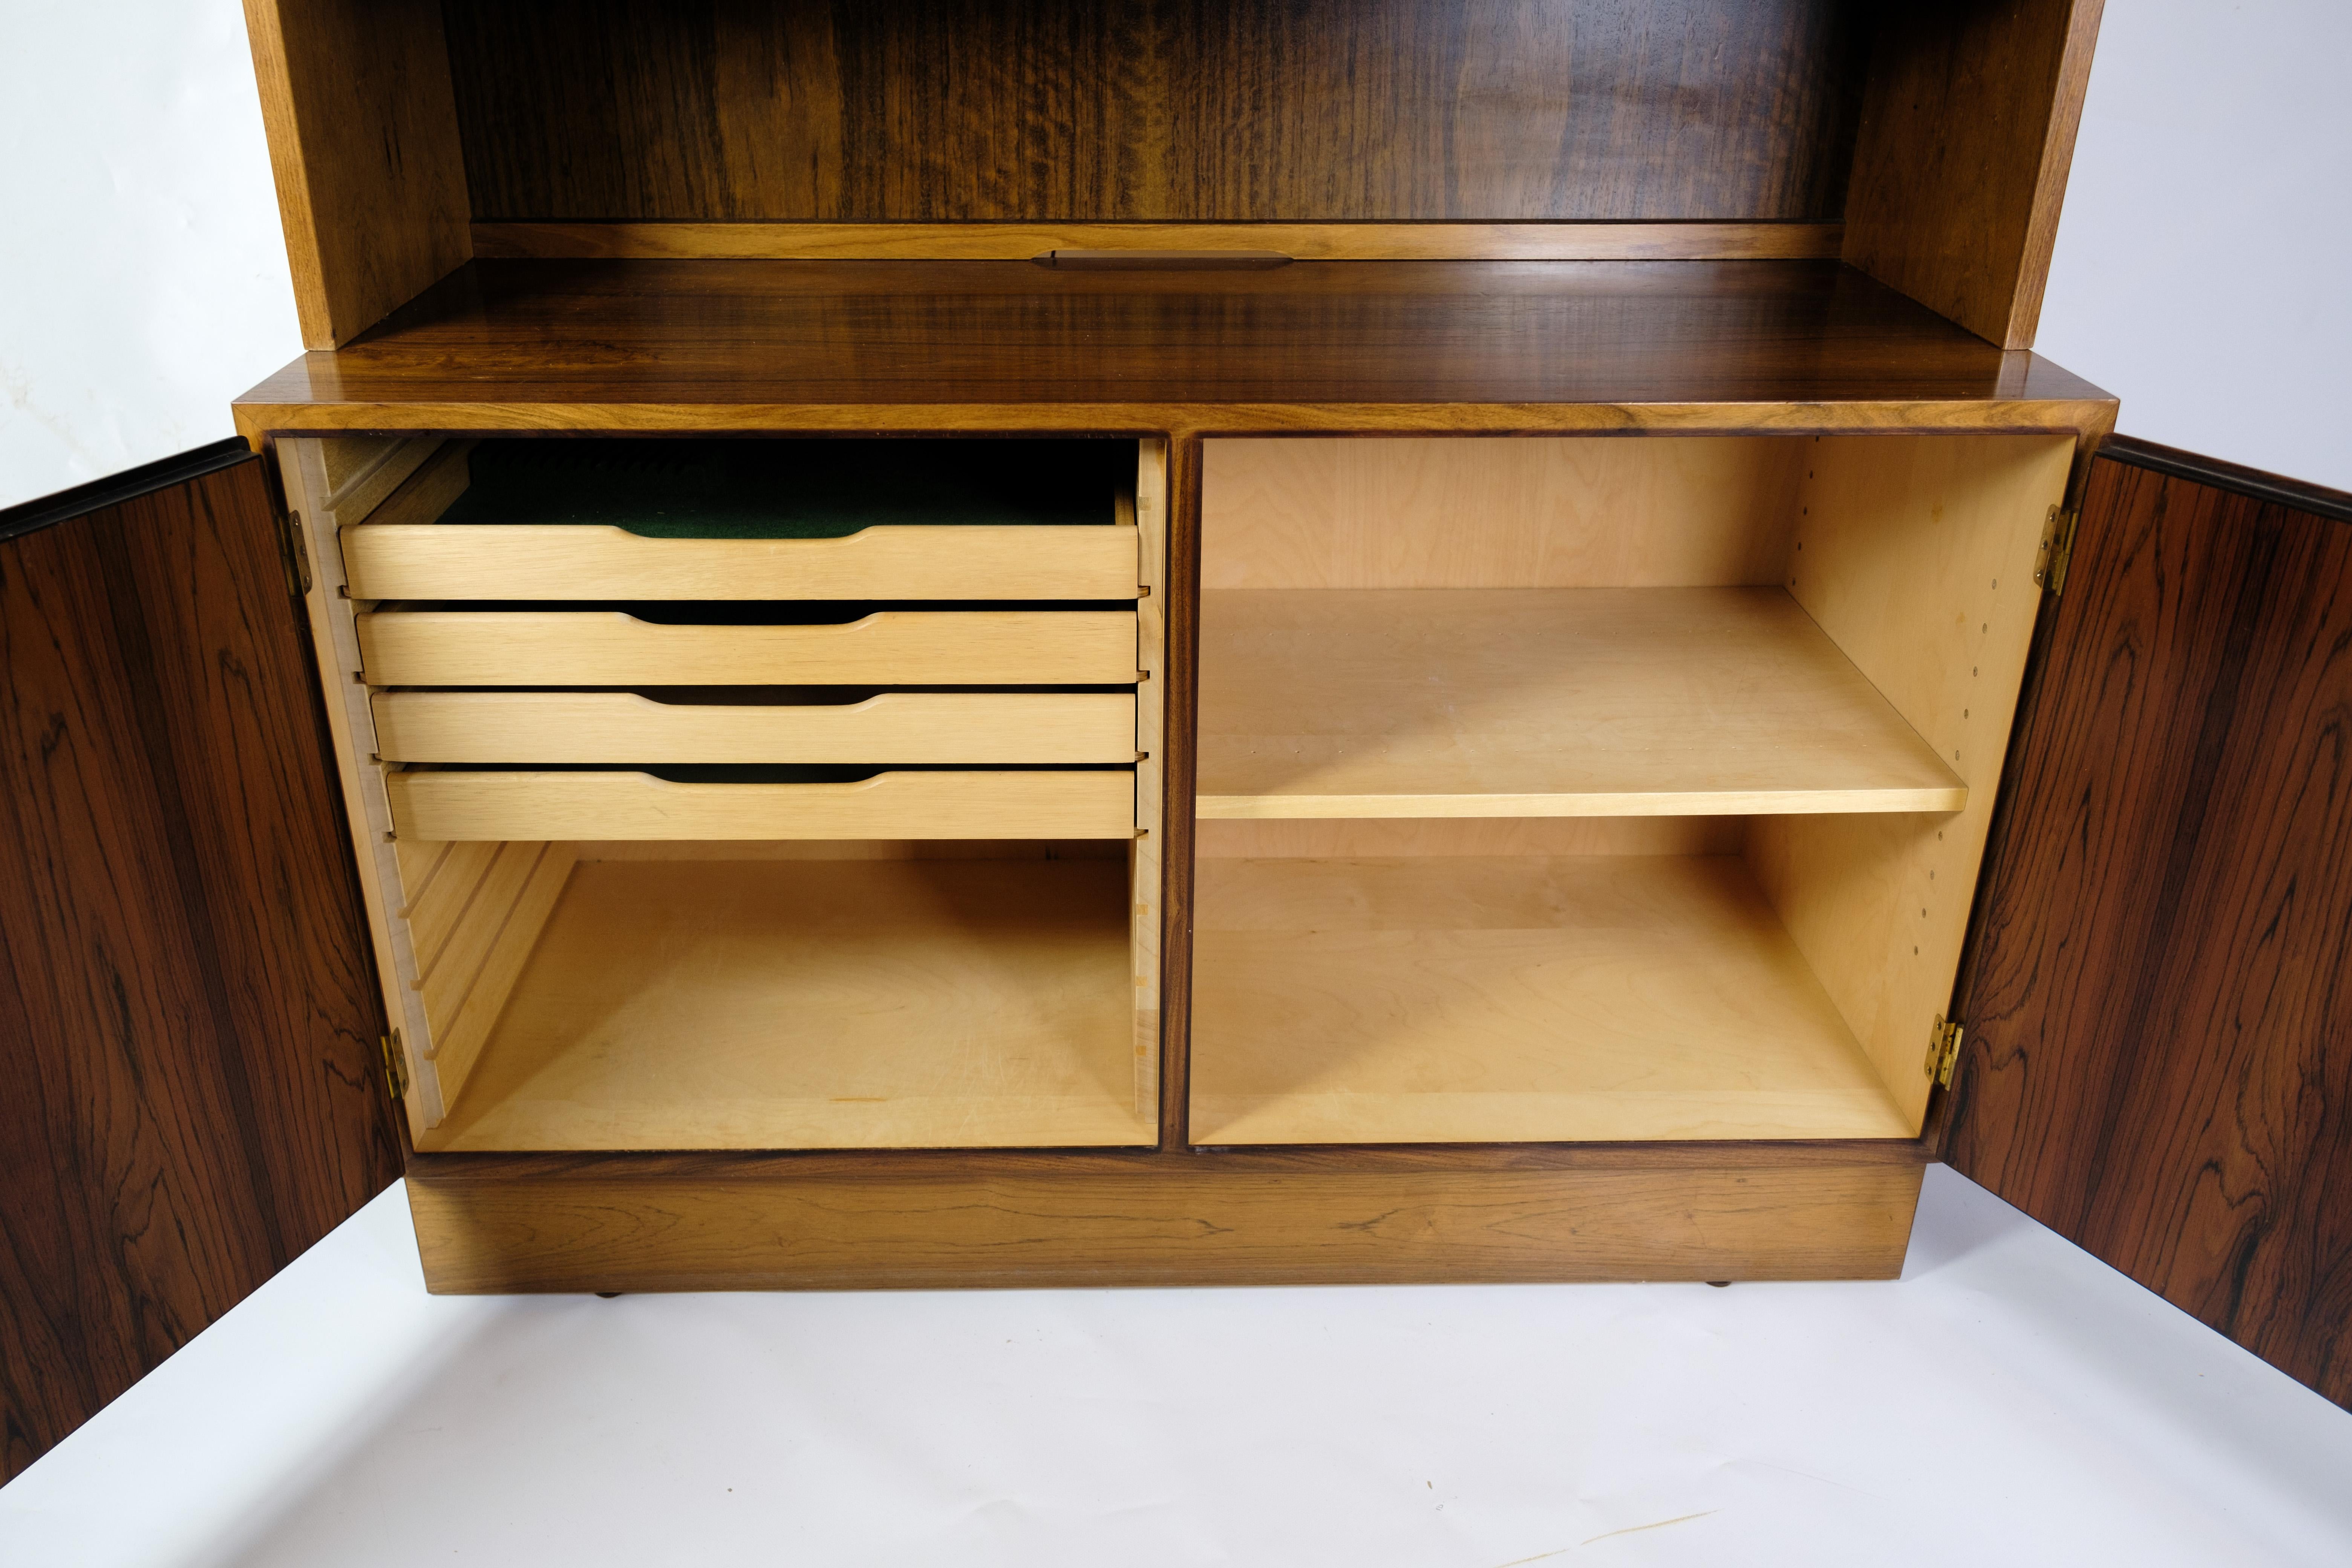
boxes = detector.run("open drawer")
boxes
[338,437,1142,601]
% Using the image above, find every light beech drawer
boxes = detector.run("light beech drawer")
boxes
[372,691,1138,765]
[385,769,1137,841]
[357,609,1138,686]
[340,524,1139,601]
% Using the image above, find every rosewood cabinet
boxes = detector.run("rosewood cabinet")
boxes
[5,0,2347,1478]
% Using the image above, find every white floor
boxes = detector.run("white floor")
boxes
[4,1164,2348,1566]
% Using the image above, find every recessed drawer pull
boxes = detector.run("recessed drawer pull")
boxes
[371,691,1138,765]
[357,609,1139,686]
[384,769,1137,841]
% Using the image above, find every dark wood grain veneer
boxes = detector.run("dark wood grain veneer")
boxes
[443,0,1868,226]
[1844,0,2104,348]
[0,458,400,1479]
[243,0,472,348]
[232,259,2115,441]
[405,1141,1930,1293]
[1947,443,2352,1409]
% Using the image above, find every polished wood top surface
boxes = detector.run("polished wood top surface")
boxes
[234,259,2114,437]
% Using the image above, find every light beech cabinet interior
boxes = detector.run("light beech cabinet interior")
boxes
[280,431,1166,1148]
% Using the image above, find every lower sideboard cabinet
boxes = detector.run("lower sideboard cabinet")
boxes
[254,424,2200,1298]
[315,424,2352,1415]
[10,418,2347,1445]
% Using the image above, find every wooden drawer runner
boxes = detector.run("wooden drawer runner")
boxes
[357,610,1139,686]
[372,691,1138,765]
[341,524,1139,601]
[386,769,1137,841]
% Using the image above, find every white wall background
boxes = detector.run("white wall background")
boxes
[2036,0,2352,487]
[0,3,301,507]
[0,0,2347,509]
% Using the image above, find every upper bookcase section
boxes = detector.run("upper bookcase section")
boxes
[243,0,2102,352]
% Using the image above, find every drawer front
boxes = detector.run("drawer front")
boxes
[372,691,1138,765]
[357,610,1139,686]
[341,524,1139,601]
[386,769,1137,841]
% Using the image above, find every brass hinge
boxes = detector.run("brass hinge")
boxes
[1923,1014,1965,1087]
[2034,505,2081,595]
[379,1030,409,1103]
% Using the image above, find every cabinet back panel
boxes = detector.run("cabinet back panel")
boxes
[1204,437,1808,590]
[443,0,1868,223]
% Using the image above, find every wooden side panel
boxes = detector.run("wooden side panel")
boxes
[241,0,472,347]
[1749,433,2072,1129]
[443,0,1868,224]
[1946,448,2352,1410]
[427,842,578,1109]
[414,841,543,1029]
[1132,441,1167,1121]
[1160,437,1204,1147]
[318,436,434,516]
[0,458,398,1480]
[363,439,473,528]
[406,1150,1923,1292]
[1842,0,2104,348]
[282,438,455,1129]
[401,839,499,975]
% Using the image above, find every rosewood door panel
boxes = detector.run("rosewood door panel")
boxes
[1946,438,2352,1408]
[0,444,400,1481]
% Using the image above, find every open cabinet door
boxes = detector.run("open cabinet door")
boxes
[1945,436,2352,1409]
[0,443,401,1481]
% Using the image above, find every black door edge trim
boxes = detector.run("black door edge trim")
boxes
[0,438,258,546]
[2100,434,2352,526]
